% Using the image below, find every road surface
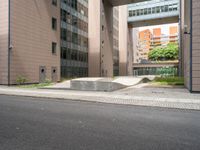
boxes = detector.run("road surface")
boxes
[0,95,200,150]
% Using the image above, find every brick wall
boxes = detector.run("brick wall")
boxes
[10,0,61,84]
[0,0,9,84]
[192,0,200,91]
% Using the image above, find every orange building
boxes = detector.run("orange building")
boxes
[169,26,178,43]
[137,29,152,62]
[152,28,162,47]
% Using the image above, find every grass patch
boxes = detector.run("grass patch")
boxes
[151,77,184,86]
[17,82,53,89]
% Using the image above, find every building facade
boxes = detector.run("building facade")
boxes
[60,0,88,78]
[181,0,200,92]
[137,29,152,63]
[169,26,178,43]
[133,25,178,64]
[0,0,61,85]
[0,0,200,92]
[151,26,178,48]
[0,0,89,85]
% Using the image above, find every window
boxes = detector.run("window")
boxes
[156,6,160,13]
[52,18,57,30]
[152,7,156,14]
[52,0,57,6]
[133,10,136,16]
[144,8,147,15]
[148,8,151,14]
[61,29,67,41]
[61,10,67,22]
[52,42,57,54]
[137,10,140,16]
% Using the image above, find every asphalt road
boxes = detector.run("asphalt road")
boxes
[0,95,200,150]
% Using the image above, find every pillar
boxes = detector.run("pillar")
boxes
[88,0,113,77]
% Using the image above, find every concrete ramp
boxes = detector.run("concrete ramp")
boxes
[70,76,155,92]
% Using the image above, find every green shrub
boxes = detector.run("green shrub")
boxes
[16,75,28,85]
[153,77,184,86]
[148,43,179,61]
[43,79,51,84]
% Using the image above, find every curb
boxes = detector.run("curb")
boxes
[0,90,200,111]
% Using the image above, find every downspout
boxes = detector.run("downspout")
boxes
[178,0,182,77]
[189,0,193,92]
[100,1,102,77]
[8,0,11,86]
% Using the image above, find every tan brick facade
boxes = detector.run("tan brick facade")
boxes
[9,0,60,84]
[192,0,200,91]
[0,0,9,84]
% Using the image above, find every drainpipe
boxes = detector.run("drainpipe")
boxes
[189,0,193,92]
[8,0,11,86]
[178,0,182,77]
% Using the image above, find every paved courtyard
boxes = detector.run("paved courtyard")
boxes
[0,82,200,110]
[114,83,200,101]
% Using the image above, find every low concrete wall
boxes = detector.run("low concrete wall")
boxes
[70,76,155,92]
[71,80,126,92]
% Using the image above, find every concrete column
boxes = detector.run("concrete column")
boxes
[88,0,101,77]
[182,0,191,90]
[127,28,133,76]
[101,0,114,77]
[119,5,133,76]
[178,0,184,77]
[88,0,113,77]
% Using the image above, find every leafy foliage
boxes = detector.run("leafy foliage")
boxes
[148,43,179,61]
[152,77,184,86]
[16,75,28,85]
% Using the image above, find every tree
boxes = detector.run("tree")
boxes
[148,43,179,61]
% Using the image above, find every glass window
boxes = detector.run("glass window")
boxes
[140,9,144,15]
[152,7,156,14]
[133,10,136,16]
[61,29,67,41]
[144,8,147,15]
[156,6,160,13]
[164,5,169,12]
[52,0,57,6]
[148,8,151,14]
[137,10,140,16]
[52,17,57,30]
[173,4,178,11]
[129,11,132,17]
[161,6,165,12]
[169,5,173,11]
[61,10,67,22]
[52,42,57,54]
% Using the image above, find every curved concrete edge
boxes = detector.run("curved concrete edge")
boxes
[70,76,156,91]
[112,76,155,86]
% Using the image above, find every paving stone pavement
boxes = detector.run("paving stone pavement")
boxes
[0,85,200,110]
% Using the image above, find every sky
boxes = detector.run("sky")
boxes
[138,23,178,35]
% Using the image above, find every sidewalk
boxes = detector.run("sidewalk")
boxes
[0,85,200,110]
